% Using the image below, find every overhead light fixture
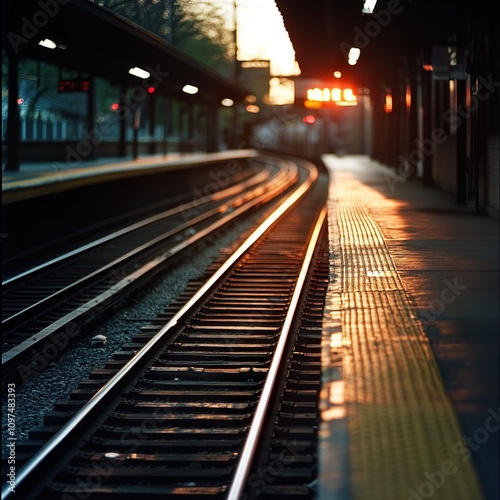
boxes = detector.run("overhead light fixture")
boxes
[221,98,234,107]
[348,47,361,66]
[246,104,259,113]
[129,67,150,79]
[362,0,378,14]
[39,39,57,49]
[182,84,199,95]
[384,91,393,113]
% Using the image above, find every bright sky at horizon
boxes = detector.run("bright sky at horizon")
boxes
[213,0,299,77]
[235,0,299,76]
[205,0,299,104]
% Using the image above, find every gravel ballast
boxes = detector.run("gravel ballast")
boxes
[1,211,264,446]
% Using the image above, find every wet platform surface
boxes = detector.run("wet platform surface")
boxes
[320,155,499,500]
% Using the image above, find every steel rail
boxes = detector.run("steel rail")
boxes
[2,167,272,287]
[1,161,298,371]
[227,205,327,500]
[1,159,317,499]
[1,165,288,331]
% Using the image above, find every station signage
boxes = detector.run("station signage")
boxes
[295,79,358,108]
[58,79,91,92]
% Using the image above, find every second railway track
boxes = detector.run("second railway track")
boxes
[2,155,302,381]
[2,155,329,499]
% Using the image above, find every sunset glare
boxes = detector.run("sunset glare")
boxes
[213,0,299,104]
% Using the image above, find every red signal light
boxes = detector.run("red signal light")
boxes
[303,115,316,124]
[147,86,156,94]
[111,103,119,111]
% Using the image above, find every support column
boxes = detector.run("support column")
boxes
[118,85,127,157]
[206,102,219,153]
[422,67,434,186]
[87,76,96,160]
[148,91,156,155]
[456,79,467,204]
[5,50,20,172]
[133,107,140,160]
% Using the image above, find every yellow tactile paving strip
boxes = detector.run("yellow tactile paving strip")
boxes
[328,166,483,499]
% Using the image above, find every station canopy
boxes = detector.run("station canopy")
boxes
[275,0,494,85]
[2,0,250,103]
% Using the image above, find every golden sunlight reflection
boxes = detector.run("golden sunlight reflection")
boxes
[366,270,397,277]
[330,332,343,349]
[321,380,346,422]
[322,407,346,421]
[329,381,345,405]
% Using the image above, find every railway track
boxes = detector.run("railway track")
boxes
[2,156,299,381]
[2,156,329,499]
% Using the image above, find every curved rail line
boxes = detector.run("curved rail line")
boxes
[2,157,326,499]
[1,156,298,378]
[2,165,268,287]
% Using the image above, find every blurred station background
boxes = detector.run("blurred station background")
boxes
[3,0,499,218]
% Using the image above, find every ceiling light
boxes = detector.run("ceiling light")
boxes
[348,47,361,65]
[39,39,57,49]
[129,67,150,79]
[362,0,378,14]
[221,98,234,107]
[246,105,259,113]
[182,84,199,95]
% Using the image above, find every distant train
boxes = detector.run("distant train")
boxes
[248,92,371,159]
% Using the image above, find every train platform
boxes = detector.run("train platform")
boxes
[320,155,499,500]
[1,150,256,203]
[2,151,498,498]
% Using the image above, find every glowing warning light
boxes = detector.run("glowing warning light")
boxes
[17,98,24,105]
[147,86,156,94]
[343,88,357,102]
[111,103,119,111]
[331,88,342,102]
[384,92,393,113]
[333,71,342,78]
[304,100,322,109]
[307,88,324,101]
[305,86,357,106]
[303,115,316,124]
[423,64,433,71]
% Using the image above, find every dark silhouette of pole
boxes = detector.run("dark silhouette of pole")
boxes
[5,49,20,172]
